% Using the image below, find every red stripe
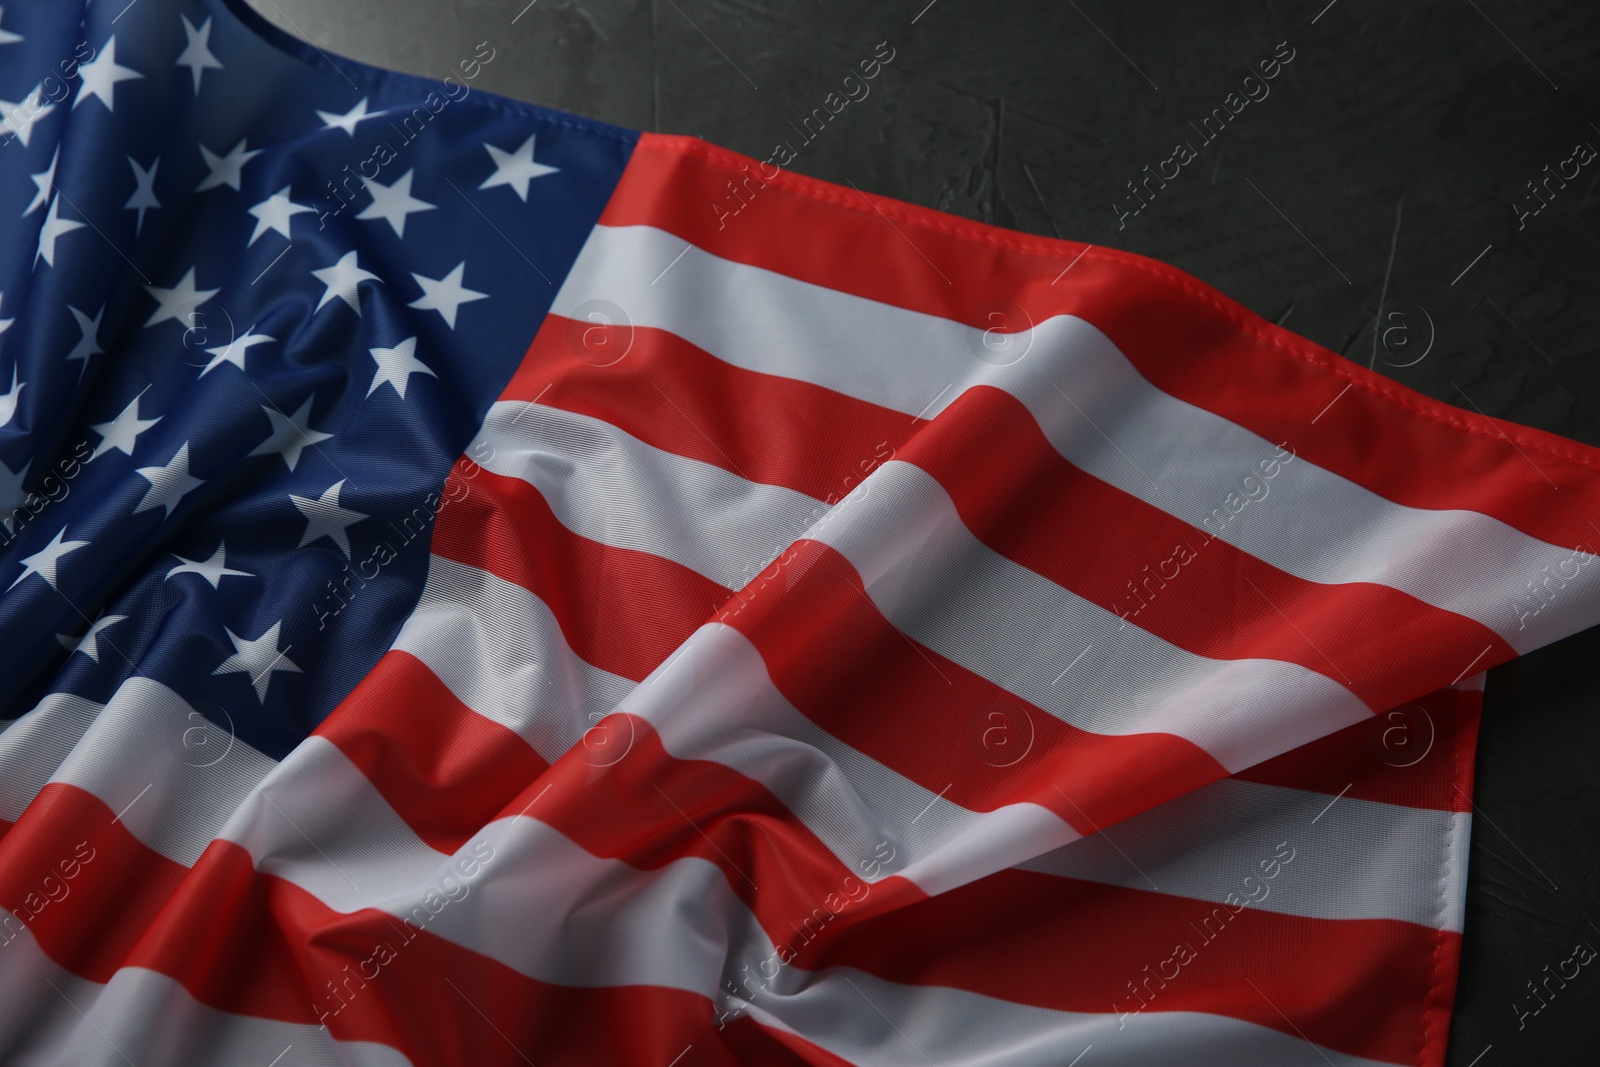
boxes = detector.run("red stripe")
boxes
[453,376,1449,832]
[504,318,915,504]
[431,461,728,682]
[315,648,927,945]
[905,384,1515,711]
[307,646,1471,1067]
[428,448,1228,832]
[717,535,1227,833]
[313,650,551,855]
[428,450,1469,833]
[129,841,684,1065]
[0,782,186,984]
[148,846,852,1067]
[604,134,1600,552]
[315,649,1457,1066]
[503,710,922,931]
[1233,686,1481,812]
[1,700,1460,1067]
[815,865,1451,1067]
[489,259,1495,820]
[0,783,855,1066]
[510,308,1511,721]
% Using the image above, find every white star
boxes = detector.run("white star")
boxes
[356,170,434,238]
[175,15,223,93]
[23,147,57,216]
[214,621,301,702]
[143,267,217,328]
[89,387,160,461]
[0,7,22,46]
[8,526,88,591]
[0,85,54,148]
[74,36,143,112]
[124,155,160,234]
[317,97,382,135]
[0,366,22,428]
[197,137,261,192]
[134,442,204,518]
[246,185,311,246]
[368,337,435,399]
[407,262,488,330]
[65,306,105,381]
[292,479,368,557]
[311,251,378,314]
[199,328,273,377]
[167,542,252,588]
[34,196,84,269]
[58,614,128,664]
[479,134,560,201]
[0,458,28,534]
[249,396,332,471]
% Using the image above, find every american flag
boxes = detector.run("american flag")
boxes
[2,1,1598,1064]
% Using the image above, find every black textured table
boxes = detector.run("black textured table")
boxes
[245,0,1600,1059]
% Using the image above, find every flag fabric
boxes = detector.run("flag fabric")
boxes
[2,1,1599,1064]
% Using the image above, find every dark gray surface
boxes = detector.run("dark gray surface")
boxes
[246,0,1600,1060]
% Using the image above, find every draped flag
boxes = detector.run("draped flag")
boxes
[3,1,1599,1064]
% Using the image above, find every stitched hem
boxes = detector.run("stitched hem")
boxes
[1422,690,1482,1067]
[634,133,1600,476]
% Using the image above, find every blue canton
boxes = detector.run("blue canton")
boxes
[0,0,636,757]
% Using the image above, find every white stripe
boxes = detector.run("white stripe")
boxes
[237,806,1399,1067]
[396,557,1075,897]
[4,810,1398,1066]
[557,224,1600,652]
[0,678,275,866]
[154,679,1026,928]
[216,736,443,915]
[554,223,984,417]
[0,679,471,919]
[621,617,1079,895]
[0,694,101,824]
[0,681,1424,1066]
[1017,778,1470,931]
[457,390,1374,771]
[1,594,1463,937]
[326,815,1404,1067]
[0,653,1013,920]
[471,401,822,590]
[742,966,1400,1067]
[0,922,411,1067]
[809,462,1373,771]
[0,923,102,1067]
[401,557,1464,928]
[1442,805,1472,936]
[392,555,635,756]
